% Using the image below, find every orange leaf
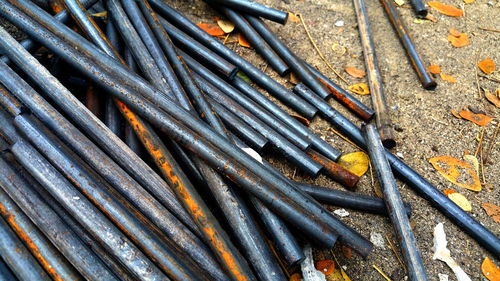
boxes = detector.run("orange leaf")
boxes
[348,83,370,95]
[238,33,251,48]
[485,89,500,107]
[481,203,500,224]
[459,110,493,126]
[443,189,457,196]
[447,33,469,47]
[289,273,302,281]
[197,23,225,37]
[345,67,366,78]
[315,260,335,275]
[478,58,496,75]
[451,109,462,119]
[428,1,464,16]
[429,156,481,191]
[288,13,300,23]
[291,114,310,126]
[429,65,441,74]
[440,73,457,83]
[342,245,352,259]
[449,28,461,37]
[482,257,500,281]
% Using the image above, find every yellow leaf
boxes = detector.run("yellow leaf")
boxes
[394,0,405,6]
[217,19,235,33]
[440,73,457,83]
[464,0,475,3]
[348,83,370,95]
[429,156,481,191]
[463,154,479,176]
[325,267,344,281]
[337,151,369,177]
[288,13,300,23]
[482,257,500,281]
[447,192,472,212]
[413,18,428,24]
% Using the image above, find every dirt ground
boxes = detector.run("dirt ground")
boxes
[2,0,499,280]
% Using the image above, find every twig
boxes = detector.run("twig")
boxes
[328,127,364,151]
[372,265,392,281]
[475,54,481,99]
[385,235,406,272]
[484,121,500,164]
[330,250,348,281]
[479,74,500,84]
[223,32,231,44]
[480,137,486,187]
[266,239,290,278]
[297,13,347,83]
[479,27,500,33]
[475,126,485,157]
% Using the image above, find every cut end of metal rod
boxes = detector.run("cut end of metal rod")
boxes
[416,9,428,18]
[382,137,396,149]
[422,79,437,91]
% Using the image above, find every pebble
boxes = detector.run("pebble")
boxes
[370,232,385,249]
[438,273,449,281]
[334,20,344,27]
[333,208,349,217]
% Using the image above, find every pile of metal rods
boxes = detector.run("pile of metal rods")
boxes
[0,0,498,280]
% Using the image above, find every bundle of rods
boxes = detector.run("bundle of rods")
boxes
[0,0,498,280]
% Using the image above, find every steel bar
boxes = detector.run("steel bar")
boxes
[410,0,427,18]
[0,215,51,281]
[212,4,290,76]
[0,156,119,281]
[379,0,436,90]
[0,4,357,253]
[0,169,84,281]
[0,14,198,235]
[85,83,101,117]
[305,149,360,189]
[0,256,17,281]
[209,0,288,24]
[179,49,341,162]
[219,111,270,152]
[363,124,428,281]
[104,21,123,137]
[149,0,318,119]
[353,0,395,148]
[15,113,217,281]
[244,14,331,99]
[296,182,412,217]
[302,60,375,121]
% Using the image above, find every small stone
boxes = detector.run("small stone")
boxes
[334,209,349,217]
[396,152,404,159]
[334,20,344,27]
[370,232,385,249]
[438,273,449,281]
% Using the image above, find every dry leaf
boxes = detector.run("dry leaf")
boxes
[413,18,429,24]
[394,0,405,6]
[451,109,462,119]
[288,13,300,23]
[448,33,469,47]
[463,154,479,175]
[482,257,500,281]
[348,83,370,95]
[325,268,344,281]
[478,58,496,75]
[289,72,300,85]
[448,192,472,212]
[449,28,461,37]
[316,260,335,275]
[345,67,366,78]
[429,156,481,191]
[464,0,475,3]
[425,13,438,22]
[331,43,346,56]
[238,33,251,48]
[429,65,441,74]
[443,189,457,196]
[459,110,493,126]
[428,1,464,17]
[440,73,457,83]
[342,245,352,259]
[217,20,235,33]
[289,273,302,281]
[337,151,369,177]
[197,23,226,36]
[485,89,500,108]
[291,114,310,126]
[481,203,500,224]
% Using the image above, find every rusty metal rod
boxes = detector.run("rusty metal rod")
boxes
[210,0,288,24]
[379,0,436,90]
[353,0,395,148]
[149,0,318,119]
[305,149,360,190]
[363,124,428,281]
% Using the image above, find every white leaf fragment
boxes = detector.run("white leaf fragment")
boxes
[241,147,263,164]
[300,245,326,281]
[333,208,350,217]
[432,223,471,281]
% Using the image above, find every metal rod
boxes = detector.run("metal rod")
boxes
[149,0,318,119]
[302,60,375,121]
[353,0,395,148]
[296,182,412,217]
[363,124,428,281]
[211,3,290,76]
[0,255,18,281]
[410,0,427,18]
[379,0,436,90]
[124,48,145,157]
[104,20,123,137]
[0,155,119,281]
[209,0,288,24]
[244,14,331,99]
[305,149,360,189]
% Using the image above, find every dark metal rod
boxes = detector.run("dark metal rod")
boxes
[379,0,436,90]
[302,60,375,121]
[410,0,427,18]
[296,182,412,217]
[209,0,288,24]
[104,20,123,137]
[353,0,395,148]
[0,255,18,281]
[212,3,290,76]
[14,114,215,281]
[0,156,119,281]
[244,14,331,99]
[149,0,318,119]
[179,48,341,162]
[363,124,428,281]
[0,214,51,281]
[305,149,360,190]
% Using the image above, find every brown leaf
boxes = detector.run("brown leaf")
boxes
[481,203,500,224]
[459,110,493,126]
[440,73,457,83]
[217,20,235,33]
[289,273,302,281]
[425,13,438,22]
[289,72,300,85]
[485,89,500,107]
[448,33,469,47]
[428,1,464,16]
[288,13,300,23]
[429,156,482,191]
[429,65,441,74]
[291,114,310,126]
[345,67,366,78]
[449,28,461,37]
[478,58,496,75]
[238,33,251,48]
[348,83,370,95]
[342,245,352,259]
[197,23,226,37]
[315,260,335,275]
[482,257,500,281]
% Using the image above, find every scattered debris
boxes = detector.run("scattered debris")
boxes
[370,232,386,249]
[484,88,500,107]
[447,30,469,48]
[337,151,369,177]
[196,23,226,36]
[348,83,370,95]
[440,73,457,83]
[372,265,392,281]
[428,1,464,17]
[341,245,352,259]
[334,20,344,27]
[481,257,500,281]
[291,114,310,126]
[438,273,449,281]
[429,65,441,74]
[459,110,493,126]
[345,67,366,78]
[288,13,300,23]
[333,209,350,217]
[444,190,472,212]
[238,33,251,47]
[481,203,500,224]
[463,154,479,176]
[429,156,482,191]
[478,58,496,75]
